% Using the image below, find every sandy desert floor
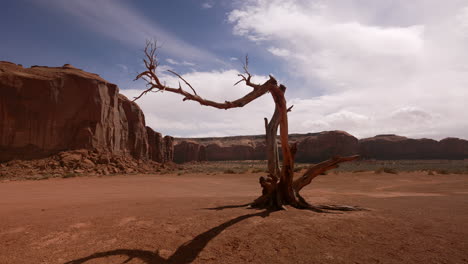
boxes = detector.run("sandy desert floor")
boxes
[1,171,467,264]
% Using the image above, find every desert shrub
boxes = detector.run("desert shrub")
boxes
[427,170,435,175]
[436,169,449,175]
[31,175,49,180]
[251,168,264,173]
[374,167,398,174]
[352,170,366,173]
[224,169,236,174]
[62,173,76,178]
[384,168,398,174]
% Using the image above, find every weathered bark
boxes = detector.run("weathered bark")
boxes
[264,107,280,177]
[135,40,363,212]
[253,105,282,209]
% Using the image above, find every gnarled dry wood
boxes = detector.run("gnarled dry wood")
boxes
[264,106,280,178]
[293,155,360,192]
[134,41,267,109]
[135,40,363,212]
[251,154,362,210]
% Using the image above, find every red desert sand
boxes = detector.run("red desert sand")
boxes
[1,172,467,264]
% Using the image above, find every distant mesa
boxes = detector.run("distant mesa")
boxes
[173,130,359,163]
[359,135,468,160]
[173,131,468,163]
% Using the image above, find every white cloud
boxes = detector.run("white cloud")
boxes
[182,61,196,67]
[116,64,128,72]
[202,2,214,9]
[166,58,196,67]
[226,0,468,139]
[267,47,290,57]
[122,70,272,137]
[165,58,179,65]
[123,67,460,140]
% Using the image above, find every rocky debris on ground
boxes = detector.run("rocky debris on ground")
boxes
[0,149,176,181]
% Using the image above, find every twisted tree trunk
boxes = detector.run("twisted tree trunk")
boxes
[250,81,360,211]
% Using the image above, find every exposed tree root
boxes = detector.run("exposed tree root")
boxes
[313,204,366,211]
[251,155,364,212]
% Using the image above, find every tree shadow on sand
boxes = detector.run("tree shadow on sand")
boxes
[202,203,252,211]
[64,210,272,264]
[204,203,368,213]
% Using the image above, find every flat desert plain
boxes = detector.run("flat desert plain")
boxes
[1,171,467,264]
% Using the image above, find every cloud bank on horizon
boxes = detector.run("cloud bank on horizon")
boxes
[3,0,467,139]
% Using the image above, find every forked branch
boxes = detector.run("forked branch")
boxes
[133,41,273,110]
[293,155,360,192]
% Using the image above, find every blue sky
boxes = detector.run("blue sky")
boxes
[2,0,468,139]
[0,0,287,89]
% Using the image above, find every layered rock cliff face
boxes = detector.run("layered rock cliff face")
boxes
[174,131,360,163]
[174,132,468,163]
[295,131,359,162]
[0,61,172,163]
[359,135,468,160]
[146,127,174,163]
[174,141,207,163]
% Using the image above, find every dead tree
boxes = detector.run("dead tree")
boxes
[135,41,361,211]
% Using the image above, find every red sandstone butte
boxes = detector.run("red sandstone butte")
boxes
[0,61,172,163]
[359,134,468,160]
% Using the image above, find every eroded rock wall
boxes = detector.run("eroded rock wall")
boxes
[174,132,468,163]
[294,131,359,162]
[0,62,172,163]
[359,135,468,160]
[173,131,359,163]
[173,141,206,163]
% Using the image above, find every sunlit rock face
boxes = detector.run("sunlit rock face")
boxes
[0,61,171,162]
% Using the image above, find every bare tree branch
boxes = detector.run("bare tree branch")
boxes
[133,41,271,110]
[167,70,198,96]
[293,155,360,192]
